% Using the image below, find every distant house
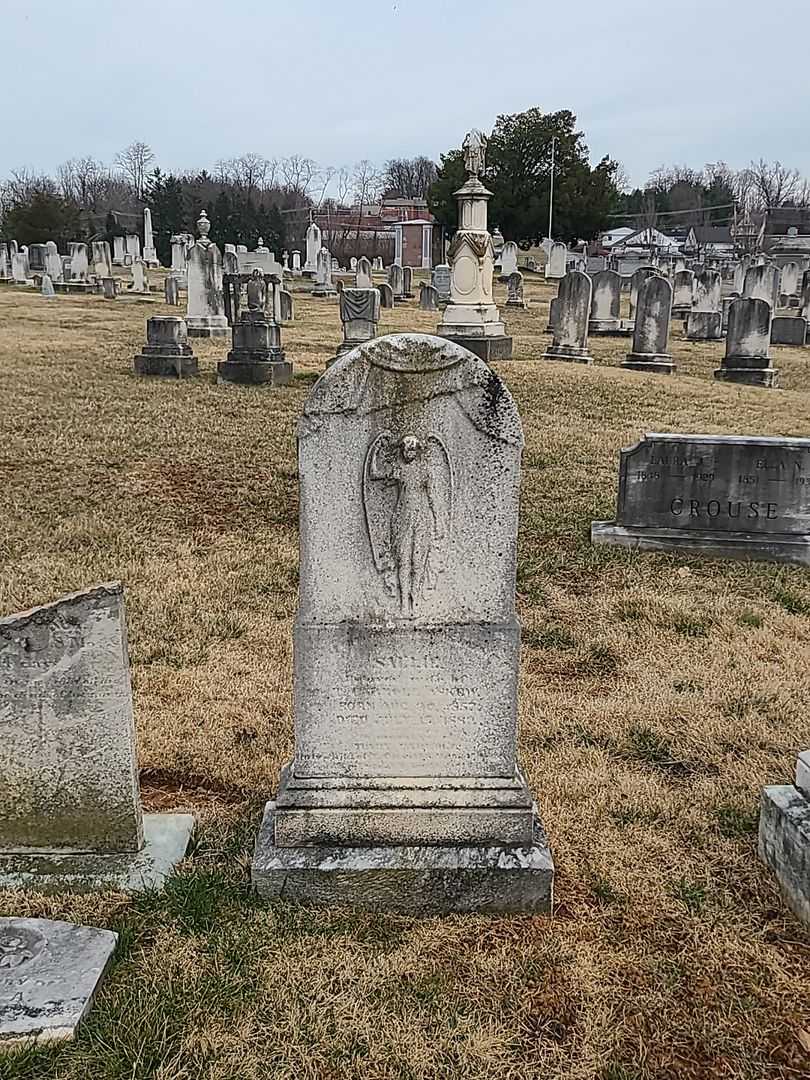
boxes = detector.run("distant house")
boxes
[600,226,681,254]
[763,208,810,260]
[312,196,442,267]
[599,227,636,249]
[683,226,734,258]
[379,197,434,224]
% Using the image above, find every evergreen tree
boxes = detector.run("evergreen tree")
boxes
[429,107,621,244]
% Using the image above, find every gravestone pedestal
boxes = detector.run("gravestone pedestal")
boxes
[714,297,777,387]
[759,751,810,927]
[251,333,553,914]
[217,311,291,386]
[134,316,197,377]
[253,805,553,914]
[770,316,807,347]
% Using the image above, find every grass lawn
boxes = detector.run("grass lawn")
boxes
[1,272,809,1080]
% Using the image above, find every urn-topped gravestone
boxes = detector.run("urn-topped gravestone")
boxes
[252,333,553,913]
[185,211,228,337]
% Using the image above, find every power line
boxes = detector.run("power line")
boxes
[607,202,738,220]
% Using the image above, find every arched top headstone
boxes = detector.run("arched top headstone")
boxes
[297,333,523,626]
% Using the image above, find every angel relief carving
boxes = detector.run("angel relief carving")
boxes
[363,432,453,617]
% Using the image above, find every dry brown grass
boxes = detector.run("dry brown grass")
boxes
[1,274,809,1080]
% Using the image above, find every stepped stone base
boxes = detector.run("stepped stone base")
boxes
[217,359,292,386]
[252,802,554,915]
[134,353,198,377]
[439,333,513,362]
[714,366,779,388]
[543,345,593,364]
[588,319,626,335]
[0,814,194,894]
[591,521,810,567]
[622,352,675,374]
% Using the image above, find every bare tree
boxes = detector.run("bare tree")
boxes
[3,168,56,207]
[312,165,335,209]
[382,156,437,198]
[747,158,805,208]
[57,157,110,210]
[334,167,352,207]
[352,159,383,246]
[115,141,155,198]
[280,155,318,198]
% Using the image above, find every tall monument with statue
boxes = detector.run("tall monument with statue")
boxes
[437,130,513,362]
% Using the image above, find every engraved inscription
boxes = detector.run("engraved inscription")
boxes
[363,431,453,617]
[619,437,810,534]
[295,627,517,779]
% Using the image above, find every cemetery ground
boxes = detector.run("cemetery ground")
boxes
[1,274,810,1080]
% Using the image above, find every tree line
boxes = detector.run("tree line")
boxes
[2,112,809,257]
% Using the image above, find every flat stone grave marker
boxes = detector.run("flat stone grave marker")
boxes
[592,432,810,565]
[0,918,117,1047]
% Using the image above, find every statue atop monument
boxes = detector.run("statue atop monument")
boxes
[463,130,487,178]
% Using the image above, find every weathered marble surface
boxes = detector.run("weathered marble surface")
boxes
[0,584,142,853]
[185,212,228,337]
[134,316,197,377]
[759,761,810,927]
[622,276,674,373]
[543,270,593,363]
[714,297,776,388]
[253,803,553,914]
[589,269,622,333]
[252,333,552,911]
[0,584,194,892]
[0,918,117,1047]
[592,433,810,565]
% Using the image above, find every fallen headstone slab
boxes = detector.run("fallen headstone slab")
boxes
[0,918,117,1047]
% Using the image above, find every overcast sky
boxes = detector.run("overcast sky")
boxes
[4,0,810,190]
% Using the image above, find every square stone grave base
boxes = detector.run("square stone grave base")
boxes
[588,320,627,336]
[0,918,117,1048]
[621,353,675,374]
[591,521,810,567]
[759,784,810,927]
[252,802,554,915]
[439,334,513,362]
[186,320,229,338]
[217,359,292,386]
[134,354,198,377]
[542,345,593,364]
[714,366,779,388]
[0,813,194,894]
